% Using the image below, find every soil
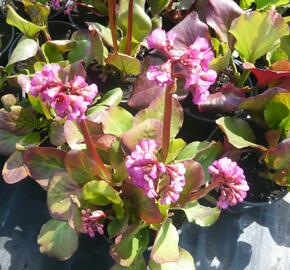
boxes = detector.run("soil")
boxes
[237,151,287,203]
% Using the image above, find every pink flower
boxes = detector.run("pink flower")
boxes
[26,64,98,121]
[125,140,166,199]
[160,163,186,205]
[81,209,105,238]
[51,0,60,9]
[146,29,176,55]
[147,61,173,87]
[208,157,249,209]
[126,140,186,204]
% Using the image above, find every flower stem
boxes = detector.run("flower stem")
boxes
[79,119,111,181]
[125,0,133,56]
[161,81,176,162]
[190,181,223,201]
[238,69,250,87]
[108,0,118,52]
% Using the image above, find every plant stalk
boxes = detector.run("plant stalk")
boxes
[125,0,133,56]
[108,0,118,52]
[238,69,251,87]
[79,119,111,181]
[161,81,176,162]
[190,181,223,201]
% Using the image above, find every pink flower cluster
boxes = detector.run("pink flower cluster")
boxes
[28,64,98,121]
[125,140,186,205]
[208,157,249,209]
[146,29,217,104]
[81,209,105,238]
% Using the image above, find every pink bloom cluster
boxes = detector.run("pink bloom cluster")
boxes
[208,157,249,209]
[146,29,217,104]
[125,140,186,205]
[81,209,105,238]
[28,64,98,121]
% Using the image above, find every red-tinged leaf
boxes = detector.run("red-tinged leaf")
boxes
[122,182,163,224]
[244,61,290,87]
[203,0,244,43]
[169,11,209,56]
[239,87,288,114]
[35,179,49,190]
[23,147,66,180]
[0,106,36,135]
[2,151,28,184]
[64,150,98,186]
[49,122,66,146]
[198,83,245,113]
[128,55,165,110]
[265,138,290,170]
[151,219,179,264]
[176,160,205,207]
[91,134,116,151]
[110,225,149,267]
[121,119,163,152]
[0,129,22,156]
[265,130,281,147]
[48,171,81,220]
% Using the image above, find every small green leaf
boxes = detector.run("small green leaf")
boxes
[111,255,146,270]
[8,38,38,66]
[98,88,123,107]
[149,248,195,270]
[106,53,142,75]
[216,116,266,150]
[134,94,184,139]
[108,216,128,239]
[48,171,81,220]
[229,10,288,63]
[38,219,79,261]
[165,139,186,163]
[147,0,170,16]
[41,43,64,63]
[23,147,66,180]
[83,180,122,206]
[6,5,46,37]
[264,93,290,134]
[110,225,149,267]
[176,141,212,161]
[102,106,134,137]
[182,201,221,227]
[64,150,98,186]
[151,219,179,264]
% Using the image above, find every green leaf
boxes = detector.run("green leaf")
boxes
[121,119,163,151]
[86,22,113,47]
[151,219,179,264]
[41,43,64,63]
[38,219,78,261]
[182,201,220,227]
[8,38,38,66]
[64,150,98,186]
[147,0,170,16]
[264,93,290,134]
[110,225,149,267]
[149,248,195,270]
[117,3,152,44]
[111,255,146,270]
[49,121,66,146]
[17,132,41,148]
[98,88,123,107]
[106,53,142,75]
[6,5,46,37]
[209,39,231,73]
[83,180,122,205]
[23,147,66,180]
[48,171,81,220]
[2,151,29,184]
[176,141,212,161]
[165,139,186,164]
[134,94,184,139]
[229,10,288,63]
[108,216,128,239]
[28,94,43,114]
[102,106,134,137]
[216,117,266,150]
[46,40,75,54]
[265,139,290,170]
[63,120,85,150]
[22,0,50,25]
[68,40,92,65]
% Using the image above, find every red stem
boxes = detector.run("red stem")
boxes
[125,0,133,55]
[161,81,176,161]
[79,120,111,181]
[190,181,223,201]
[108,0,118,52]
